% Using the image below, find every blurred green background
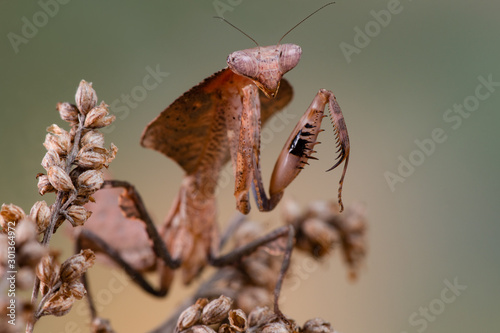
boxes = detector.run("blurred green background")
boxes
[1,0,499,332]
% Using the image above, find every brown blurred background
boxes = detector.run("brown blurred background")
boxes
[1,1,499,332]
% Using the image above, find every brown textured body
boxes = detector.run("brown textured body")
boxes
[141,43,350,283]
[141,68,293,282]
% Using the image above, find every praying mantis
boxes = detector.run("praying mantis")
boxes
[77,2,351,325]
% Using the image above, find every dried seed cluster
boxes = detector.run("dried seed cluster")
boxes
[35,249,95,318]
[36,80,117,232]
[0,207,46,277]
[175,296,335,333]
[283,199,367,278]
[0,209,45,333]
[0,80,116,332]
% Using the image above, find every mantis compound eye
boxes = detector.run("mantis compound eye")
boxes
[278,44,302,75]
[227,51,259,79]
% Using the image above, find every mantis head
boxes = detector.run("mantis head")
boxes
[227,43,302,98]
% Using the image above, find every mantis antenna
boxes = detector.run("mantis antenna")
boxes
[214,16,260,47]
[278,2,336,45]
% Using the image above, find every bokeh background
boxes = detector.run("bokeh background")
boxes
[1,1,499,332]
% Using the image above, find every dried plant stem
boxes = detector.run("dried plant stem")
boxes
[272,225,294,320]
[27,115,86,332]
[33,280,62,319]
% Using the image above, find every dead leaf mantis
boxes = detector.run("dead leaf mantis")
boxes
[77,2,350,323]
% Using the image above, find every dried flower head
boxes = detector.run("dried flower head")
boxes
[0,214,5,234]
[177,298,208,331]
[41,150,63,171]
[43,124,71,156]
[77,169,104,195]
[81,130,105,148]
[182,325,216,333]
[91,317,116,333]
[84,102,116,128]
[66,205,92,226]
[57,102,79,124]
[75,80,98,115]
[40,291,75,317]
[36,254,60,296]
[30,201,51,234]
[283,199,367,277]
[1,203,26,224]
[47,165,75,192]
[201,295,233,325]
[17,235,46,268]
[37,174,55,195]
[65,280,87,300]
[59,249,95,284]
[15,218,37,246]
[301,318,335,333]
[228,309,248,332]
[258,322,290,333]
[77,144,109,169]
[247,306,275,328]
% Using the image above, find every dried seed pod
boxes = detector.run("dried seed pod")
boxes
[30,201,51,234]
[0,214,5,234]
[201,295,233,325]
[66,205,92,226]
[75,80,98,115]
[41,150,63,171]
[91,317,116,333]
[76,144,109,169]
[57,102,79,124]
[300,218,339,257]
[47,166,75,192]
[40,291,75,317]
[44,124,71,156]
[16,266,36,289]
[259,322,290,333]
[59,249,95,284]
[72,194,92,206]
[218,324,232,333]
[177,298,208,331]
[0,203,26,223]
[81,130,105,148]
[17,239,47,268]
[77,169,104,195]
[36,255,60,295]
[301,318,334,333]
[228,309,247,332]
[37,174,55,195]
[84,102,115,128]
[339,203,366,233]
[307,200,340,221]
[15,218,37,246]
[64,280,87,299]
[182,325,217,333]
[107,143,118,163]
[247,307,274,328]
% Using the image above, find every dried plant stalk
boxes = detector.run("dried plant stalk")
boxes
[0,80,117,333]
